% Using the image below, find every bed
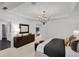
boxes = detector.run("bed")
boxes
[36,38,79,57]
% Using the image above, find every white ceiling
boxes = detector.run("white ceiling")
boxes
[0,2,79,20]
[0,2,24,10]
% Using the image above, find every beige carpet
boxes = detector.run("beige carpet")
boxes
[0,42,34,57]
[35,51,48,57]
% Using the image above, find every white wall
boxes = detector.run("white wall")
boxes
[0,10,37,47]
[40,15,79,40]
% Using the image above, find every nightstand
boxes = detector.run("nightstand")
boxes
[35,40,44,51]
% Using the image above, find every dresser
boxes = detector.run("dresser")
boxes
[14,34,35,48]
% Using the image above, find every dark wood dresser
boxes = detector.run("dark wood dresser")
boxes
[14,34,35,48]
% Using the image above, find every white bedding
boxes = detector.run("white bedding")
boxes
[66,47,79,57]
[37,38,79,57]
[37,38,52,53]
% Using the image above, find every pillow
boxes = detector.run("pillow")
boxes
[64,37,69,46]
[64,35,77,47]
[70,40,78,52]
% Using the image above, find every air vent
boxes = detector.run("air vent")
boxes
[2,7,8,10]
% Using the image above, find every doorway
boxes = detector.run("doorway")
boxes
[0,22,11,51]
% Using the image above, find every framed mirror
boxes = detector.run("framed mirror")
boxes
[19,24,29,34]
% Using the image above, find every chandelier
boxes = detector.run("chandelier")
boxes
[38,10,49,25]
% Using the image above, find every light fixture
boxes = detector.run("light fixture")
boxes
[38,10,49,25]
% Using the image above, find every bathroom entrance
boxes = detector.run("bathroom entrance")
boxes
[0,21,11,51]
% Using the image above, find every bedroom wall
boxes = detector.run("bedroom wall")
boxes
[40,15,79,40]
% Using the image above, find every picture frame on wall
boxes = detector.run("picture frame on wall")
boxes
[19,24,29,34]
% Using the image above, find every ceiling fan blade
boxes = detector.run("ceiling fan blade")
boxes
[49,16,69,21]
